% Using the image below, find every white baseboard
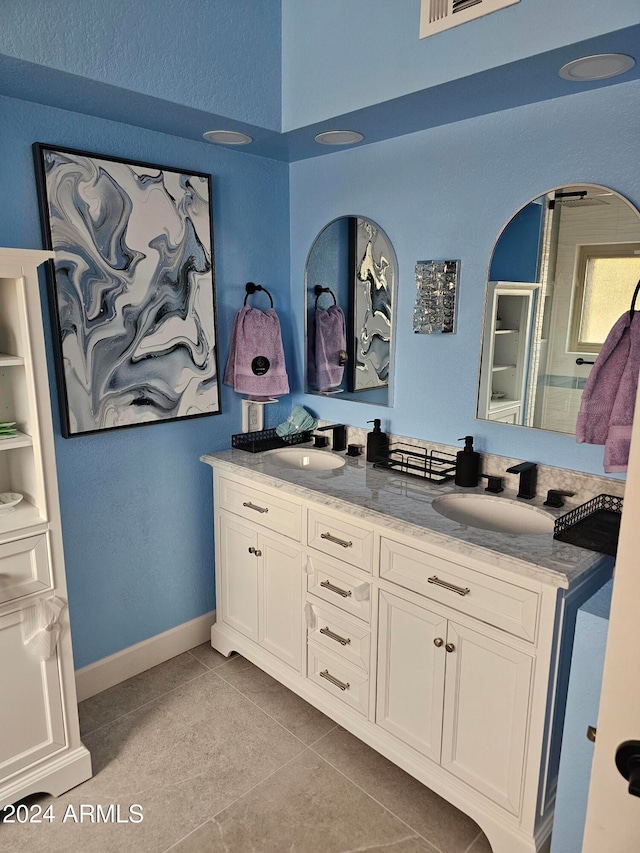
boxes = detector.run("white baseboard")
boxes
[74,610,216,701]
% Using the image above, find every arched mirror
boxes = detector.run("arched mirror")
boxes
[305,217,396,406]
[477,184,640,434]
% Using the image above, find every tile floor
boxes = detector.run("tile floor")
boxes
[0,645,493,853]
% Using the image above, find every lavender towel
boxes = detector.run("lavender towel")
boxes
[224,305,289,397]
[314,305,346,391]
[576,311,640,472]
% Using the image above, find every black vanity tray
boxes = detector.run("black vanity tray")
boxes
[232,428,313,453]
[374,443,457,484]
[553,494,623,556]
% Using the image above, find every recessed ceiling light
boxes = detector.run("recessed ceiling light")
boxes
[559,53,635,81]
[203,130,253,145]
[315,130,364,146]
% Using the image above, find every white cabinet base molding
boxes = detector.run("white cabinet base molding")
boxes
[0,250,91,807]
[203,458,611,853]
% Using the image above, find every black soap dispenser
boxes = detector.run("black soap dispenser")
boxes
[366,419,389,463]
[455,436,480,487]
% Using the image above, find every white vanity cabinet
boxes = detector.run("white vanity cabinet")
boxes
[377,587,532,815]
[204,457,611,853]
[0,250,91,809]
[216,477,304,671]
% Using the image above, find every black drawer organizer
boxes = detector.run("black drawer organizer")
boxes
[374,443,457,484]
[232,428,313,454]
[553,494,623,556]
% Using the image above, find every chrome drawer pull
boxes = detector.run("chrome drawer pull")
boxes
[320,579,352,598]
[320,626,351,646]
[243,501,269,514]
[319,669,350,691]
[321,532,353,548]
[428,575,470,597]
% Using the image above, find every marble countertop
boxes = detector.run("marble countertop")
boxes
[201,448,610,590]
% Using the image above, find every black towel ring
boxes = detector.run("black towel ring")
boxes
[630,279,640,320]
[314,285,337,309]
[244,281,274,308]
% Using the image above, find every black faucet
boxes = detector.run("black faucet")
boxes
[544,489,575,508]
[317,423,347,452]
[506,461,537,500]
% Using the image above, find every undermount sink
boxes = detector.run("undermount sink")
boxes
[432,493,554,535]
[264,447,346,471]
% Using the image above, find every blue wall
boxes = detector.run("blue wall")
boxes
[0,0,282,130]
[281,0,640,130]
[289,80,640,476]
[0,94,289,667]
[490,201,544,282]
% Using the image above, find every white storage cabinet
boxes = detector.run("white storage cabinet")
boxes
[0,249,91,809]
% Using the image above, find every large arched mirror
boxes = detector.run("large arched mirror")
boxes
[477,184,640,434]
[305,217,396,406]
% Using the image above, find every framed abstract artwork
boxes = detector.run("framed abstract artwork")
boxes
[348,217,393,393]
[33,144,220,437]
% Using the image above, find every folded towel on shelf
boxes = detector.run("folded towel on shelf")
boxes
[224,305,289,397]
[314,305,346,391]
[275,405,317,437]
[576,310,640,472]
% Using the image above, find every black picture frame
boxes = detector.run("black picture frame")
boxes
[33,143,221,437]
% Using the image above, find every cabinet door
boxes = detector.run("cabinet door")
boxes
[441,621,533,815]
[376,590,447,763]
[0,606,65,779]
[218,514,259,642]
[259,534,304,671]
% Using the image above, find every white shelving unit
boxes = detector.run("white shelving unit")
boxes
[478,281,539,424]
[0,249,91,807]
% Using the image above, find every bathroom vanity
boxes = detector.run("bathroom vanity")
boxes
[201,448,612,853]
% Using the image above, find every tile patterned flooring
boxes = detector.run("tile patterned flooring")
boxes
[0,646,493,853]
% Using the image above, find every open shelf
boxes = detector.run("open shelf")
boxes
[0,353,24,367]
[494,329,518,335]
[0,431,33,451]
[492,364,517,372]
[0,497,47,536]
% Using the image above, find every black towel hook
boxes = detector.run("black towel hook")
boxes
[630,280,640,320]
[244,281,274,308]
[314,284,337,308]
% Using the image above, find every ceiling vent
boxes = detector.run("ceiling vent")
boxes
[420,0,520,39]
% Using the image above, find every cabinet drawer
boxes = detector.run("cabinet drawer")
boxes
[307,509,373,573]
[307,643,369,717]
[307,600,371,672]
[380,538,539,641]
[307,556,371,623]
[217,476,301,541]
[0,534,51,606]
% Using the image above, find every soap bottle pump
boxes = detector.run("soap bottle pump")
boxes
[455,435,480,487]
[366,419,389,463]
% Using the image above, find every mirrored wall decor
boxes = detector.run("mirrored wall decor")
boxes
[413,260,459,334]
[305,217,396,406]
[477,184,640,434]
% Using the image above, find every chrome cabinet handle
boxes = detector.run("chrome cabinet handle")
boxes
[428,575,470,597]
[320,626,351,646]
[433,637,444,648]
[243,501,268,514]
[248,547,262,557]
[320,669,350,691]
[321,532,353,548]
[320,579,352,598]
[445,642,455,653]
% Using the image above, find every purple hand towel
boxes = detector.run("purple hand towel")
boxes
[576,311,640,473]
[314,305,346,391]
[604,313,640,472]
[224,305,290,397]
[576,313,631,445]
